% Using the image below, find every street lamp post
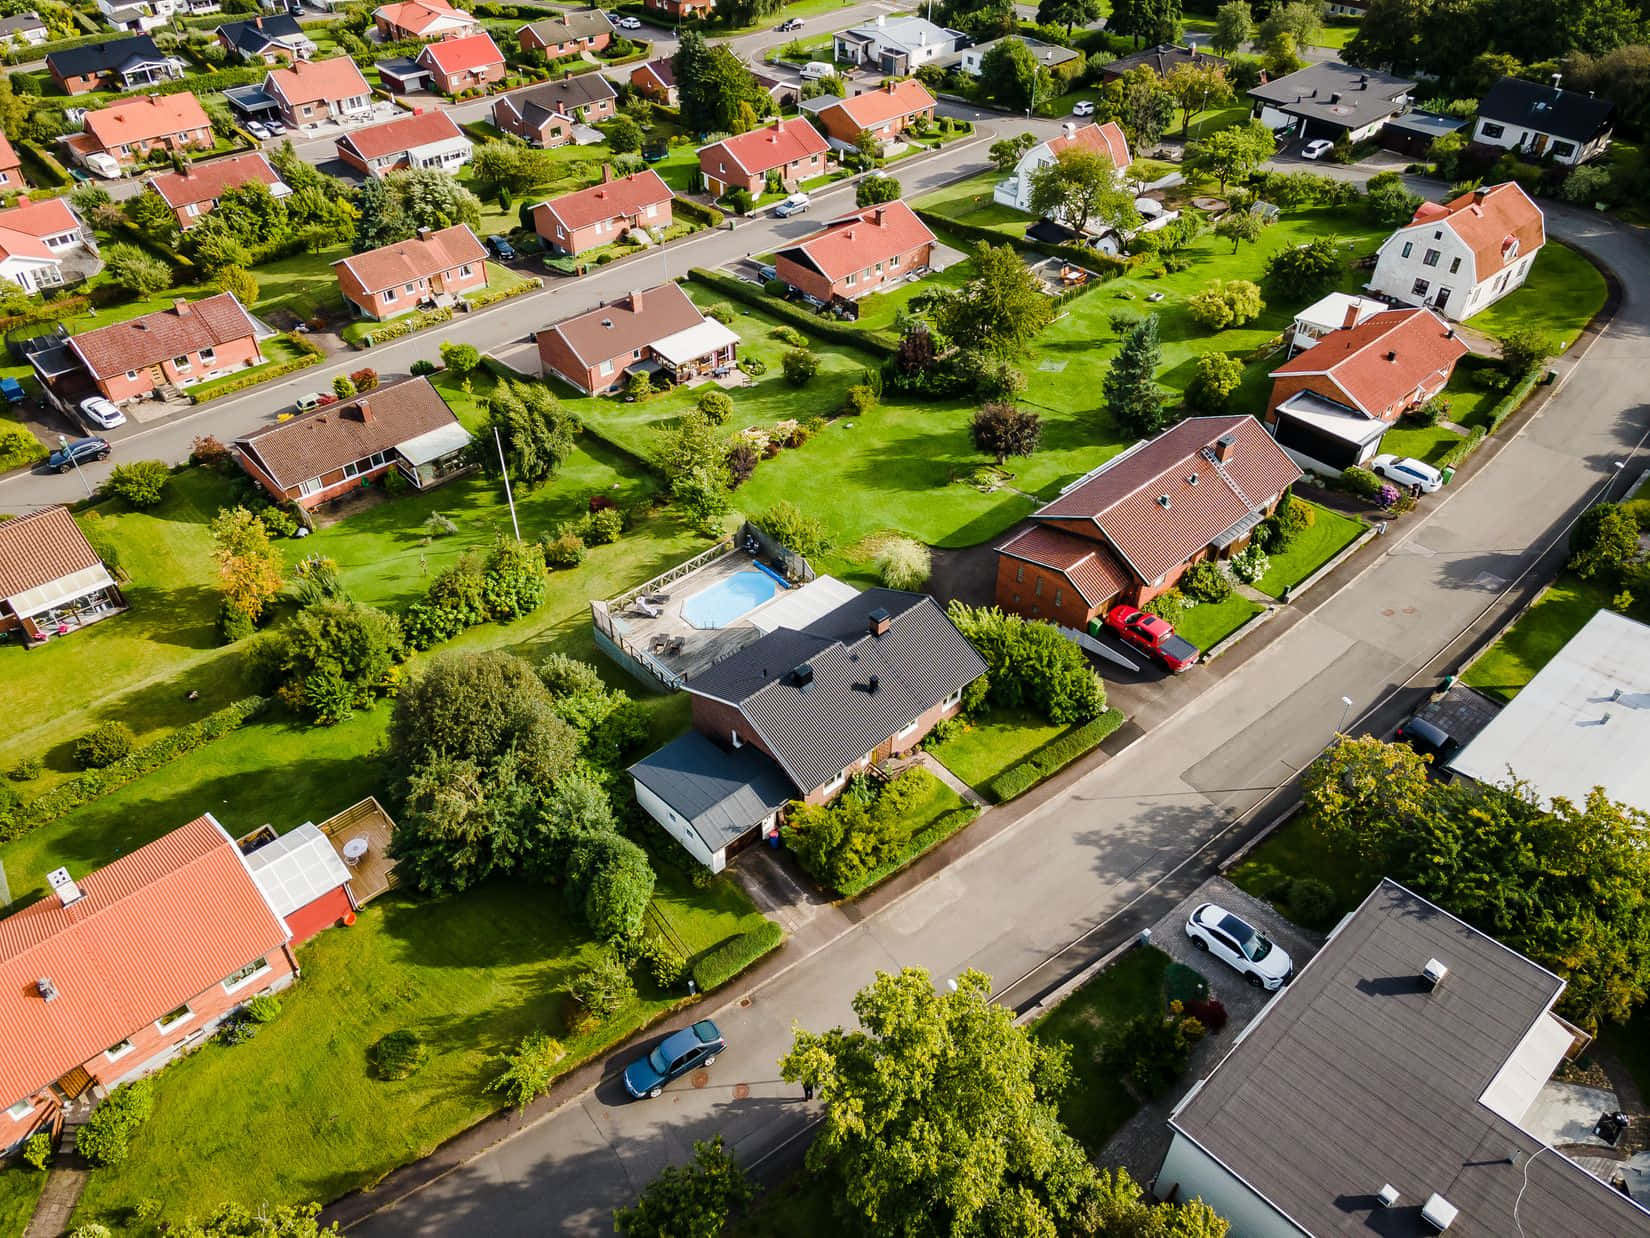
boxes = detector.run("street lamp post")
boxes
[57,435,91,499]
[1337,695,1354,734]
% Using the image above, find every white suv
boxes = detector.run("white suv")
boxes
[1186,902,1294,990]
[1371,453,1444,493]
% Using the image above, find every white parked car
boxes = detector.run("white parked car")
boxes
[1071,99,1095,117]
[264,117,287,136]
[78,396,126,430]
[1371,453,1444,493]
[617,15,642,28]
[1185,902,1294,990]
[1301,138,1335,160]
[246,120,272,140]
[773,192,809,217]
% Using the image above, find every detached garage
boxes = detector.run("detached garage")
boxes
[629,732,794,873]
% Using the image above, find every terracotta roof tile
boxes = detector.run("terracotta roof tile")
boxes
[0,506,104,600]
[267,55,370,106]
[700,117,828,178]
[0,197,80,264]
[776,199,934,283]
[1270,306,1469,417]
[533,168,671,233]
[0,132,18,170]
[68,293,261,381]
[545,282,704,367]
[0,815,290,1105]
[334,223,485,295]
[996,525,1131,605]
[146,152,283,209]
[1047,120,1130,168]
[83,93,211,152]
[822,79,935,130]
[1401,181,1545,284]
[417,31,503,74]
[374,0,471,36]
[338,110,465,162]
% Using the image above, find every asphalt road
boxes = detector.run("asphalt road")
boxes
[342,200,1650,1234]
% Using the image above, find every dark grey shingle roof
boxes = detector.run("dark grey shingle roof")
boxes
[628,732,793,851]
[48,35,164,79]
[1171,880,1650,1237]
[686,590,986,793]
[218,15,305,57]
[1477,76,1614,144]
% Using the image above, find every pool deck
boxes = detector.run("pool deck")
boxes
[610,550,793,682]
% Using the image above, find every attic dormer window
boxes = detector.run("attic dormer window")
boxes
[1503,238,1520,259]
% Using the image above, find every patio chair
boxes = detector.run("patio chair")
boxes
[632,597,661,619]
[667,635,686,655]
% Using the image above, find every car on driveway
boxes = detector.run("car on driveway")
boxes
[485,234,516,260]
[246,120,272,140]
[776,16,804,30]
[1395,712,1459,763]
[294,391,338,413]
[773,192,809,217]
[1186,902,1294,989]
[78,396,126,430]
[1072,99,1095,117]
[1301,138,1335,160]
[263,117,286,136]
[1371,453,1444,493]
[616,14,642,28]
[48,436,110,473]
[624,1019,725,1099]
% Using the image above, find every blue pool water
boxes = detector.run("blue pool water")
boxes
[681,570,781,629]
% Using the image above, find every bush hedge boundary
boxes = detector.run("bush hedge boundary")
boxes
[187,335,324,403]
[982,709,1126,804]
[686,268,899,357]
[1437,368,1543,470]
[691,920,784,992]
[834,805,981,900]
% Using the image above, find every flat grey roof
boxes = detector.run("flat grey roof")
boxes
[1170,879,1650,1236]
[1384,109,1468,138]
[628,731,793,851]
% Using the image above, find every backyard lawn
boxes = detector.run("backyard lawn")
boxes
[1229,811,1370,924]
[926,706,1071,791]
[1468,241,1606,348]
[1461,576,1613,702]
[1173,592,1262,652]
[1378,422,1462,465]
[0,1165,47,1238]
[1251,499,1365,599]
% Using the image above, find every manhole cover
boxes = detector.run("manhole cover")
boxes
[691,1070,711,1089]
[739,997,753,1008]
[733,1083,750,1100]
[1381,608,1395,617]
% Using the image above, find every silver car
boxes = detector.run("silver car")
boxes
[1186,902,1294,990]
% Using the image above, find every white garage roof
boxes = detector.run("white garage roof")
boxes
[748,574,859,634]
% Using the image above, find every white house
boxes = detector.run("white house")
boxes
[953,35,1079,78]
[0,198,94,295]
[1472,75,1614,167]
[1368,181,1545,321]
[994,120,1132,218]
[832,15,962,75]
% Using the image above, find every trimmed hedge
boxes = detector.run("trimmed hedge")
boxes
[673,197,725,229]
[187,338,323,403]
[352,305,454,349]
[0,294,89,331]
[5,697,268,841]
[1436,369,1542,470]
[982,709,1126,803]
[16,140,71,189]
[912,207,1130,279]
[835,806,979,899]
[686,268,899,357]
[466,277,543,310]
[691,921,784,992]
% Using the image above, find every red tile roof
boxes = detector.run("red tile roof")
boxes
[997,524,1131,605]
[267,55,370,106]
[1404,181,1545,283]
[338,109,465,162]
[146,152,284,210]
[83,93,211,152]
[700,117,828,178]
[1034,416,1302,583]
[533,168,672,233]
[632,57,675,91]
[777,199,934,283]
[0,132,19,170]
[1046,120,1130,169]
[374,0,472,36]
[0,506,104,601]
[0,197,80,264]
[1269,306,1469,417]
[417,31,504,75]
[68,293,261,381]
[822,78,936,130]
[334,223,486,295]
[544,282,705,367]
[0,815,290,1106]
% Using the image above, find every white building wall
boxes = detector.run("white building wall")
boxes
[633,779,724,872]
[1470,117,1607,167]
[1369,226,1480,319]
[1156,1133,1310,1238]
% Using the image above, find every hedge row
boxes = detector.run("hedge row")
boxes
[187,339,322,404]
[912,207,1129,279]
[466,277,543,310]
[686,268,899,357]
[982,709,1126,803]
[0,293,89,332]
[835,806,980,900]
[1436,369,1543,470]
[673,197,724,229]
[353,305,455,349]
[17,140,71,189]
[6,696,269,841]
[691,921,784,992]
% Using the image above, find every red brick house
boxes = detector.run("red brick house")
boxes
[0,816,298,1155]
[629,57,677,106]
[994,416,1303,627]
[145,152,290,230]
[335,110,471,177]
[531,167,673,256]
[265,56,373,130]
[629,590,987,871]
[373,0,478,41]
[698,118,829,198]
[773,200,935,305]
[516,10,613,58]
[1267,306,1469,472]
[66,293,264,403]
[334,224,488,321]
[232,376,474,509]
[416,31,505,96]
[811,78,936,150]
[0,506,125,646]
[491,74,616,146]
[64,94,213,171]
[538,282,738,395]
[643,0,714,18]
[0,133,23,192]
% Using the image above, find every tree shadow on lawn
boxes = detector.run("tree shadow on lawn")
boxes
[114,582,223,650]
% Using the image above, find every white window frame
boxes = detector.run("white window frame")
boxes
[897,718,920,738]
[7,1098,36,1121]
[298,476,323,497]
[104,1038,135,1061]
[598,359,614,376]
[155,1004,193,1034]
[383,287,398,303]
[823,769,847,794]
[222,958,270,992]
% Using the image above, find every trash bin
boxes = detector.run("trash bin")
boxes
[1440,466,1455,485]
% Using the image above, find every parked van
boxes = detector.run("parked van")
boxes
[801,61,836,80]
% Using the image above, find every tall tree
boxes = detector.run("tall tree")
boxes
[934,243,1055,360]
[1185,118,1276,190]
[211,507,285,623]
[672,30,717,132]
[1110,0,1182,47]
[977,36,1052,113]
[1300,734,1435,869]
[989,131,1039,173]
[1026,147,1139,233]
[614,1137,753,1238]
[1258,0,1323,54]
[1103,314,1168,436]
[479,380,578,489]
[1036,0,1100,36]
[972,402,1043,464]
[1163,61,1235,136]
[678,40,768,134]
[1215,208,1272,252]
[1345,0,1430,74]
[1211,0,1253,55]
[1104,65,1176,146]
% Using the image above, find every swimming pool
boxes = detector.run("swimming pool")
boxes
[681,570,781,629]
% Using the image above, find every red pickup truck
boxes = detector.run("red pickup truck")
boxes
[1096,605,1201,673]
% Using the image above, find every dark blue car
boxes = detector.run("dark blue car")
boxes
[623,1019,725,1099]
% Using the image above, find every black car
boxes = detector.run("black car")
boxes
[1395,713,1459,763]
[485,234,516,261]
[48,436,110,472]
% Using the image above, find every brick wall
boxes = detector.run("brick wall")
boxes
[994,553,1114,627]
[94,334,262,402]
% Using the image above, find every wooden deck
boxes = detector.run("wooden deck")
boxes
[317,796,399,906]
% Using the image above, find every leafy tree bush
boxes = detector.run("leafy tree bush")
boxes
[212,507,285,625]
[971,402,1042,463]
[1265,236,1342,298]
[1104,314,1168,436]
[1187,279,1264,330]
[1568,503,1638,581]
[439,341,481,377]
[102,243,171,297]
[1181,560,1233,603]
[1276,493,1316,542]
[934,243,1052,360]
[614,1136,754,1238]
[1407,395,1448,427]
[214,264,259,307]
[1286,876,1339,928]
[946,603,1106,723]
[568,831,655,940]
[543,528,587,568]
[565,949,636,1021]
[1341,465,1384,503]
[855,174,901,207]
[875,536,931,590]
[1188,351,1244,412]
[100,458,171,509]
[844,383,877,417]
[370,1029,433,1080]
[695,387,734,425]
[538,652,606,698]
[753,500,829,557]
[1560,163,1613,205]
[1144,587,1191,623]
[75,721,135,769]
[332,375,357,400]
[1365,170,1423,225]
[625,370,654,401]
[410,359,437,377]
[607,114,644,154]
[77,1079,155,1167]
[1498,327,1552,378]
[582,507,625,545]
[22,1132,51,1171]
[480,380,579,489]
[1107,1011,1197,1097]
[486,1031,566,1108]
[261,601,405,725]
[1228,543,1269,583]
[637,936,687,989]
[169,1201,343,1237]
[782,348,819,386]
[480,534,546,619]
[692,922,784,991]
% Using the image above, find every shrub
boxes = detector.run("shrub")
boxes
[727,441,759,485]
[1185,996,1228,1032]
[1144,588,1191,623]
[332,374,357,400]
[350,367,379,391]
[190,435,232,469]
[638,936,686,988]
[22,1132,51,1171]
[245,993,281,1023]
[1180,560,1232,603]
[1277,494,1316,542]
[370,1029,432,1080]
[1107,1013,1195,1097]
[696,387,734,424]
[103,459,170,509]
[1499,327,1553,378]
[753,500,829,558]
[1228,543,1269,583]
[1188,351,1243,412]
[8,756,42,781]
[410,358,438,376]
[1186,279,1264,330]
[77,1079,156,1168]
[946,603,1105,724]
[770,324,808,348]
[582,506,624,545]
[692,922,783,992]
[740,356,766,376]
[782,348,819,386]
[1569,503,1638,581]
[1408,395,1448,427]
[625,369,654,400]
[486,1031,566,1108]
[259,506,298,538]
[1341,465,1383,503]
[1287,876,1340,929]
[875,536,931,590]
[74,721,135,770]
[844,383,876,417]
[566,950,636,1021]
[543,527,586,567]
[704,301,735,324]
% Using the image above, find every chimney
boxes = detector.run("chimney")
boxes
[884,78,896,93]
[867,673,880,693]
[602,163,614,183]
[356,398,374,423]
[46,867,83,908]
[1156,494,1171,509]
[1420,957,1448,992]
[1214,433,1236,462]
[872,206,885,226]
[1473,184,1490,202]
[1342,301,1361,329]
[1421,1194,1458,1232]
[630,287,643,313]
[417,225,432,239]
[36,977,59,1002]
[1329,91,1341,104]
[868,607,891,636]
[1384,350,1397,362]
[173,297,189,315]
[1377,1185,1400,1209]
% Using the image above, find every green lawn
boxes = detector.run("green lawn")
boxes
[1032,944,1173,1150]
[0,1164,47,1237]
[1438,356,1507,431]
[1252,501,1364,599]
[926,706,1071,791]
[1378,422,1462,466]
[248,242,351,322]
[1468,241,1606,349]
[851,253,973,333]
[1228,812,1370,924]
[71,875,769,1226]
[1173,592,1262,651]
[1460,576,1613,702]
